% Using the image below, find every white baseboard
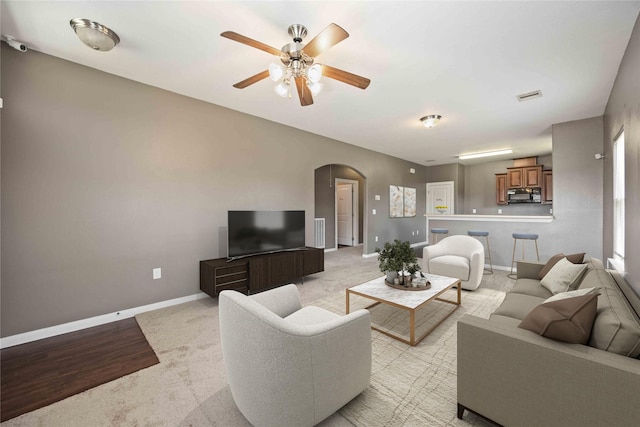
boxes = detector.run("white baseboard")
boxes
[0,292,210,349]
[363,241,428,259]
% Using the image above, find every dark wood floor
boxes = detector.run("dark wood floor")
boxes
[1,317,159,422]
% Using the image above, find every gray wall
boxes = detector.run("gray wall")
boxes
[463,155,553,216]
[0,47,426,336]
[314,164,366,248]
[429,118,604,268]
[603,14,640,295]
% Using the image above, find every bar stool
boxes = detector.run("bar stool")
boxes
[509,233,539,279]
[430,228,449,244]
[467,230,493,274]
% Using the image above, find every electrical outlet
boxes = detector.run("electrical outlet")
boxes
[412,231,415,236]
[375,236,379,242]
[472,208,477,214]
[417,230,419,235]
[550,208,553,214]
[375,195,380,201]
[153,268,162,280]
[372,209,376,215]
[498,209,503,214]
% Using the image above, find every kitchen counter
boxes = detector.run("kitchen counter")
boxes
[424,214,555,269]
[426,214,554,223]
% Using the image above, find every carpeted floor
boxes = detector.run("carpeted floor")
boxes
[1,246,511,426]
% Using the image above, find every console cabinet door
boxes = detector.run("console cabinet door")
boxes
[249,251,303,293]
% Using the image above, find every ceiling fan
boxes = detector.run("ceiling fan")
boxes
[221,23,370,106]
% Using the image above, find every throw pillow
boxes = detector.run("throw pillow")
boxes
[544,287,597,303]
[565,252,586,264]
[538,253,565,279]
[518,292,599,344]
[540,258,588,294]
[538,252,586,279]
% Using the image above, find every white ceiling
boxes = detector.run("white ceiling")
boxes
[2,1,639,165]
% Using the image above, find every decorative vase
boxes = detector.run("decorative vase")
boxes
[386,271,398,283]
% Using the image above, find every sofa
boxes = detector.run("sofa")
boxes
[422,235,484,290]
[219,284,372,427]
[457,257,640,427]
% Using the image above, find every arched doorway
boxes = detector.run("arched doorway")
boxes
[314,164,366,252]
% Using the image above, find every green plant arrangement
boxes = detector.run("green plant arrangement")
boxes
[375,239,421,286]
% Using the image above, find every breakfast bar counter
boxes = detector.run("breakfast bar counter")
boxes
[426,214,554,223]
[426,214,555,270]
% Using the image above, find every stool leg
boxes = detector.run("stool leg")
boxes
[510,238,517,277]
[534,239,540,261]
[485,236,493,274]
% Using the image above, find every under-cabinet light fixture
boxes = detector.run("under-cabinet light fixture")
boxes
[458,149,513,160]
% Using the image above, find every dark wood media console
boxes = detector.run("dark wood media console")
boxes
[200,247,324,297]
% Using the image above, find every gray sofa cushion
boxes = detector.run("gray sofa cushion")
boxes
[509,278,554,299]
[590,285,640,357]
[492,293,544,321]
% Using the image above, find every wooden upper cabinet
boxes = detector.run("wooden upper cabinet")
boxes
[507,168,523,188]
[542,170,553,203]
[507,165,542,188]
[496,173,508,205]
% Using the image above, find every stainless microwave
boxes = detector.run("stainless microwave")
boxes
[507,188,541,203]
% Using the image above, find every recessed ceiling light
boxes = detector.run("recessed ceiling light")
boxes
[458,149,513,160]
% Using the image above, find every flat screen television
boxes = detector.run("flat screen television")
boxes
[227,210,306,259]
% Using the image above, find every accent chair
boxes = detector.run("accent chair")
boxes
[219,284,371,427]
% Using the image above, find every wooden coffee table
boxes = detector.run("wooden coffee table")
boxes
[346,274,461,346]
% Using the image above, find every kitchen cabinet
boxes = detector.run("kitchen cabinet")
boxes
[542,170,553,204]
[507,165,542,188]
[496,173,508,205]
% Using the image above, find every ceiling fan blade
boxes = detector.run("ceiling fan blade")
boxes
[302,23,349,58]
[322,65,371,89]
[221,31,282,56]
[294,76,314,106]
[233,70,270,89]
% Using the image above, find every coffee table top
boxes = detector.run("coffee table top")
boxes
[347,274,460,310]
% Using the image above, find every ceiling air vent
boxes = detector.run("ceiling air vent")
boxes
[516,90,542,102]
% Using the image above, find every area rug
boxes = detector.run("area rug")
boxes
[1,286,504,426]
[317,287,505,426]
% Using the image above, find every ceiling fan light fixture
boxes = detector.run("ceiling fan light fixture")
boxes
[308,81,322,96]
[70,18,120,51]
[307,64,323,83]
[268,63,284,81]
[275,81,289,97]
[420,115,442,128]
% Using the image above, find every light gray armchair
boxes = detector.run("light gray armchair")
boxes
[219,284,371,427]
[422,235,484,290]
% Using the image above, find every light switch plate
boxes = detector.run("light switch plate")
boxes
[153,268,162,279]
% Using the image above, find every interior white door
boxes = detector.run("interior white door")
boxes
[426,181,454,214]
[337,184,354,246]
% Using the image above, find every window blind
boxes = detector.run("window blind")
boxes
[613,133,625,262]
